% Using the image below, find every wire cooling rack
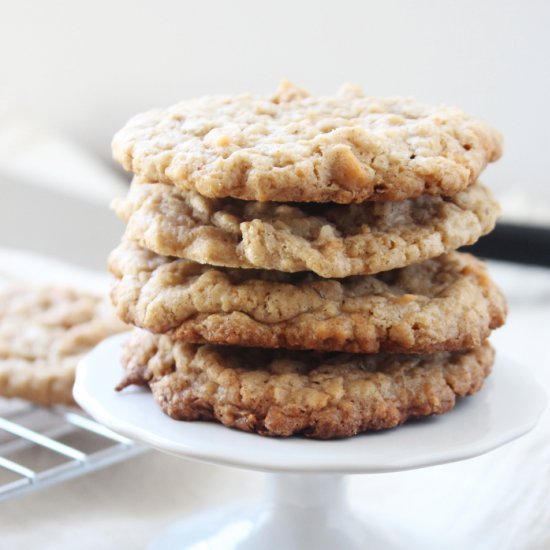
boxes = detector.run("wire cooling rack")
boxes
[0,398,145,501]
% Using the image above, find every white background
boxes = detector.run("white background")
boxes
[0,0,549,198]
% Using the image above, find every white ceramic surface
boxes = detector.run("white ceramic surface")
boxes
[74,334,547,475]
[146,474,407,550]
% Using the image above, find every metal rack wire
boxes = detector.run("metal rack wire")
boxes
[0,399,145,501]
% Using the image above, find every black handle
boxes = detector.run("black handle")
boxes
[461,222,550,267]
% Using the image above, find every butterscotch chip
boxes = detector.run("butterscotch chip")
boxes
[109,242,506,353]
[112,81,502,204]
[117,330,495,439]
[113,179,499,278]
[0,285,127,406]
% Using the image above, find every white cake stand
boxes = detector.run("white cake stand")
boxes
[74,335,547,550]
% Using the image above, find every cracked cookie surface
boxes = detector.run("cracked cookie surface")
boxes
[109,242,506,353]
[117,330,494,439]
[114,179,499,278]
[0,285,127,405]
[112,81,502,204]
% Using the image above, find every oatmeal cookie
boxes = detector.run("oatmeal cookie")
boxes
[109,242,506,353]
[0,285,127,405]
[117,330,494,439]
[112,81,502,204]
[114,179,499,278]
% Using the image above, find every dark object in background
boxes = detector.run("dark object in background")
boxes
[461,223,550,267]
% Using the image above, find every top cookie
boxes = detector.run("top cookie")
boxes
[112,81,502,204]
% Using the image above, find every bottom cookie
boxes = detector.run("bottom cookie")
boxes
[118,330,494,439]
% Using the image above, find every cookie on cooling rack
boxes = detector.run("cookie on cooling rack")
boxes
[112,80,502,204]
[117,329,495,439]
[0,285,127,406]
[109,242,506,354]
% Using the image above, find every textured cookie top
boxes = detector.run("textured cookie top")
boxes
[0,285,127,405]
[114,179,499,278]
[118,329,494,438]
[109,242,506,353]
[112,81,502,204]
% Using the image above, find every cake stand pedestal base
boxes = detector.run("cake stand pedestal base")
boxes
[150,473,401,550]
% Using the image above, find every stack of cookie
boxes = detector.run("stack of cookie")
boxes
[109,81,506,439]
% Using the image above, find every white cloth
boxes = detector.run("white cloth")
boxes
[0,106,126,205]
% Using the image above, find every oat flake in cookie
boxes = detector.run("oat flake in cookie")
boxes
[109,242,507,354]
[114,179,499,278]
[117,329,495,439]
[0,285,127,406]
[112,81,502,204]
